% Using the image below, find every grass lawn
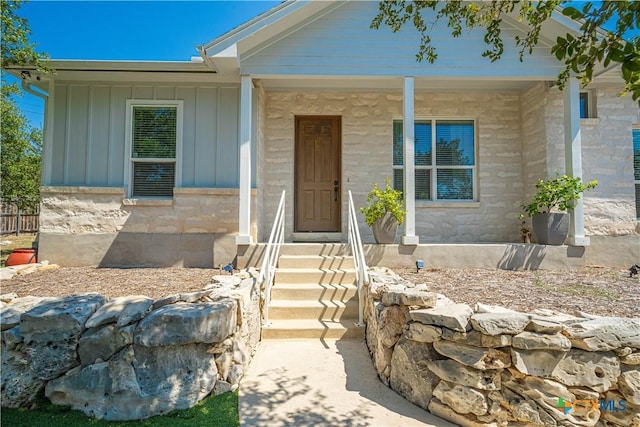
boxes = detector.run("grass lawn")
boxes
[1,391,239,427]
[0,233,37,267]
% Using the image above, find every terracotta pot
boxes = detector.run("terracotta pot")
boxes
[6,248,37,266]
[372,213,399,244]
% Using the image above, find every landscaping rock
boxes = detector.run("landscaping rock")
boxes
[470,312,531,336]
[433,340,511,370]
[406,323,442,343]
[85,296,153,328]
[510,348,567,377]
[428,398,492,427]
[432,381,488,416]
[512,331,572,351]
[135,300,237,347]
[409,303,473,332]
[562,317,640,351]
[618,366,640,405]
[426,359,501,390]
[78,324,135,365]
[389,337,440,409]
[550,349,620,392]
[0,296,55,331]
[381,290,437,307]
[443,329,512,348]
[378,305,408,347]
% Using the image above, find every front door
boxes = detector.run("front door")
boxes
[295,116,341,232]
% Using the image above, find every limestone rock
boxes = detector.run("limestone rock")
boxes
[433,340,511,370]
[20,294,106,342]
[427,359,501,390]
[210,274,242,287]
[562,317,640,351]
[526,317,565,334]
[151,294,181,310]
[389,337,440,409]
[511,348,566,377]
[179,291,210,303]
[470,312,531,336]
[26,337,81,380]
[622,352,640,365]
[474,303,517,314]
[381,290,437,308]
[619,366,640,405]
[603,391,640,427]
[551,349,620,392]
[406,323,442,343]
[443,329,512,348]
[433,380,488,416]
[135,300,237,347]
[1,343,45,408]
[78,324,135,365]
[45,343,218,421]
[2,325,23,349]
[512,331,572,351]
[85,296,153,328]
[378,305,408,347]
[0,296,55,331]
[409,304,473,332]
[428,398,496,427]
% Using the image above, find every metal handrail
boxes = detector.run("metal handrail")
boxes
[257,190,286,327]
[348,190,369,326]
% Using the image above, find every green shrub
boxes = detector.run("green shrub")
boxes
[360,178,405,226]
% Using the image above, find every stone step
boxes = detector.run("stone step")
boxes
[274,268,356,285]
[268,299,359,321]
[278,243,351,257]
[277,255,355,269]
[270,282,359,302]
[261,319,364,340]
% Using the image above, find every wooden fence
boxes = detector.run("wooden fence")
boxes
[1,203,40,235]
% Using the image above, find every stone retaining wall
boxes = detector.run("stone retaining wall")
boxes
[365,267,640,427]
[0,271,261,421]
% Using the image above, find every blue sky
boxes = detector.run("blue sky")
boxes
[12,0,281,128]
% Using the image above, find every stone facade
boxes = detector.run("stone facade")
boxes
[364,267,640,426]
[0,271,261,421]
[38,186,256,267]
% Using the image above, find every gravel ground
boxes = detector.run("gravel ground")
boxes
[1,265,638,318]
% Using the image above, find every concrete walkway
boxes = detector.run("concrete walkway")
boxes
[239,339,456,427]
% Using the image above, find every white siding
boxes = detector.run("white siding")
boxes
[49,82,240,188]
[241,1,562,78]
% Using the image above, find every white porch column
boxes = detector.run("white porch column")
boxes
[236,75,253,245]
[564,77,589,246]
[402,76,419,245]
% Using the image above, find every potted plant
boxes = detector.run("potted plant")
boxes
[360,178,405,244]
[521,174,597,245]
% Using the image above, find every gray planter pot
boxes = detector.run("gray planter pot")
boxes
[372,213,399,244]
[532,212,570,245]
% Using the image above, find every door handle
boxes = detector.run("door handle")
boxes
[334,180,339,202]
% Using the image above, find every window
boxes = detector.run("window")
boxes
[393,119,476,201]
[580,91,596,119]
[633,126,640,219]
[126,101,182,198]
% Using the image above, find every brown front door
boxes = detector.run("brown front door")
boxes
[295,116,341,232]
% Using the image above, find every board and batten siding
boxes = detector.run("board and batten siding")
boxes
[241,1,563,78]
[49,83,245,189]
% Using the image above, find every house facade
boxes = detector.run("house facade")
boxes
[14,1,639,268]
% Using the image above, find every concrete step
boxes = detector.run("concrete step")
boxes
[277,255,355,269]
[268,299,359,321]
[274,268,356,285]
[271,282,358,302]
[278,243,351,257]
[261,319,364,340]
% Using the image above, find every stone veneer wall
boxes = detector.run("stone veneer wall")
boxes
[262,90,526,243]
[38,186,257,267]
[0,272,261,421]
[365,268,640,427]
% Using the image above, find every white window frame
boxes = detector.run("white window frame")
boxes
[124,100,183,198]
[579,90,597,119]
[393,117,478,202]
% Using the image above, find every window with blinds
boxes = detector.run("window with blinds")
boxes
[130,105,178,197]
[393,119,475,201]
[633,126,640,219]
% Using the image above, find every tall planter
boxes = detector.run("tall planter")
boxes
[372,212,398,244]
[532,212,569,245]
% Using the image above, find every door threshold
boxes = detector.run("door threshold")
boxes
[291,232,343,243]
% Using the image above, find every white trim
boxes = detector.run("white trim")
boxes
[393,116,478,202]
[124,99,184,198]
[564,78,589,246]
[42,80,55,185]
[403,77,417,244]
[237,75,253,244]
